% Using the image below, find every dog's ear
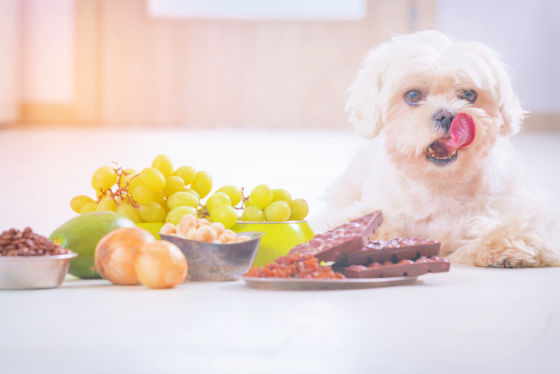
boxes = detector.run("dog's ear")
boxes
[346,47,389,138]
[465,42,527,136]
[495,69,526,137]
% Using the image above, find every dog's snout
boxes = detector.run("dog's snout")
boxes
[433,109,455,132]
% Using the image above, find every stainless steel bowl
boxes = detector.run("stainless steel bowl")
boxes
[160,232,263,281]
[0,253,77,290]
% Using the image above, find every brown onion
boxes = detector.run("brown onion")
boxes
[95,227,154,285]
[135,240,188,289]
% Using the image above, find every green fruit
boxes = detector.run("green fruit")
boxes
[49,212,135,279]
[264,201,291,222]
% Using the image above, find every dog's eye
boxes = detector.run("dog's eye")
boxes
[403,89,423,106]
[458,89,477,103]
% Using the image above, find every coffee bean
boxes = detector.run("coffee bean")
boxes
[0,228,70,257]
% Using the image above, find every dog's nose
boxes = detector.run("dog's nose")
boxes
[433,109,455,132]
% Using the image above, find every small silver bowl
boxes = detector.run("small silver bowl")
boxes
[0,253,77,290]
[160,232,263,281]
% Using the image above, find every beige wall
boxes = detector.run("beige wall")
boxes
[11,1,560,130]
[0,0,20,124]
[16,0,437,128]
[96,0,436,129]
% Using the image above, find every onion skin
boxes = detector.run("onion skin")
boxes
[95,227,155,285]
[135,240,188,289]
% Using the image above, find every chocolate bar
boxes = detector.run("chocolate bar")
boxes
[342,256,450,278]
[341,237,441,266]
[289,211,383,262]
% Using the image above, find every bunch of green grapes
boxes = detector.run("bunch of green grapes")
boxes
[70,155,213,224]
[70,155,309,229]
[204,184,309,228]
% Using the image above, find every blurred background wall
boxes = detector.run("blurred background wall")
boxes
[0,0,20,125]
[0,0,558,130]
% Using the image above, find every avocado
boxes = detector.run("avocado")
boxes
[49,212,135,278]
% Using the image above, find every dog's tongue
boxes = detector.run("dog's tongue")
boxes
[439,113,476,150]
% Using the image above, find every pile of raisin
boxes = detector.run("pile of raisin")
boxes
[245,254,344,279]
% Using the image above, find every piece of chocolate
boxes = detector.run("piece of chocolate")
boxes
[289,211,383,262]
[341,237,441,266]
[342,256,450,278]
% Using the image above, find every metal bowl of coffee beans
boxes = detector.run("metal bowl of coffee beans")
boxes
[0,227,76,290]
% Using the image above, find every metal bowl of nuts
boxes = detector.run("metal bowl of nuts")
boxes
[161,231,263,281]
[0,228,76,290]
[159,215,264,281]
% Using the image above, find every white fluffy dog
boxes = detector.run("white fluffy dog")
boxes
[325,30,560,268]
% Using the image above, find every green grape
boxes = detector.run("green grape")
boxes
[96,190,106,200]
[96,197,117,212]
[241,206,264,222]
[250,184,273,209]
[152,154,173,177]
[164,176,185,197]
[124,174,141,192]
[138,202,166,222]
[132,185,154,205]
[70,195,94,213]
[165,206,197,225]
[206,192,231,212]
[173,166,196,185]
[91,166,118,191]
[140,167,166,192]
[271,188,293,204]
[184,187,200,199]
[167,191,199,210]
[79,202,97,214]
[192,171,213,198]
[153,190,166,207]
[264,201,291,222]
[217,185,243,206]
[119,169,138,187]
[244,197,256,207]
[209,204,238,229]
[289,199,309,220]
[116,203,141,222]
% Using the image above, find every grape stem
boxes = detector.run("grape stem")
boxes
[237,187,249,210]
[198,205,210,218]
[95,163,139,208]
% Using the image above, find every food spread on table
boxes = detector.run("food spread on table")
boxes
[1,154,449,290]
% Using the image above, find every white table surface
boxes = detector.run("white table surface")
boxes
[1,128,560,373]
[1,266,559,374]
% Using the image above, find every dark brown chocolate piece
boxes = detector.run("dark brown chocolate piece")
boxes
[342,256,450,278]
[289,211,383,262]
[342,237,441,266]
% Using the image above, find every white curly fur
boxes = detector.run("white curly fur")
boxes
[322,30,560,268]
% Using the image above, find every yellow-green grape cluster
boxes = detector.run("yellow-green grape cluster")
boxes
[245,185,308,222]
[203,184,309,228]
[69,155,213,224]
[204,186,243,229]
[70,156,310,229]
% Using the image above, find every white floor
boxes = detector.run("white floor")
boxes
[1,127,560,374]
[0,266,559,374]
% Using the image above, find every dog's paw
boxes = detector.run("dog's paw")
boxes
[489,254,524,268]
[475,244,539,268]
